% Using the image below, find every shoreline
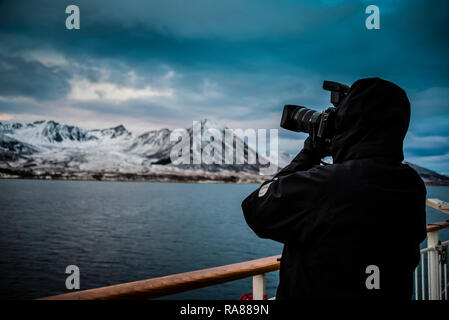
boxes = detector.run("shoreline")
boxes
[0,170,448,186]
[0,168,269,184]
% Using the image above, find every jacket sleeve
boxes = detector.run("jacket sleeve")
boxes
[275,138,322,177]
[242,142,330,244]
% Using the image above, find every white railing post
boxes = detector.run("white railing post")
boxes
[427,230,440,300]
[252,274,266,300]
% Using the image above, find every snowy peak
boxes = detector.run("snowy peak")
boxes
[0,121,25,133]
[198,118,226,132]
[0,120,94,144]
[0,119,274,175]
[127,128,173,156]
[0,120,135,144]
[89,124,131,139]
[137,128,171,143]
[0,119,448,184]
[40,120,92,143]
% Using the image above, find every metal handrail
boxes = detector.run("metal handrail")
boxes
[39,199,449,300]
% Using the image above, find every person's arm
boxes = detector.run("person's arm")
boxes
[275,137,322,177]
[241,138,331,244]
[242,165,330,244]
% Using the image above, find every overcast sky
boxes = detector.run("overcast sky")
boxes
[0,0,448,173]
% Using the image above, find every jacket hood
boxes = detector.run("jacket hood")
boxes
[331,78,410,163]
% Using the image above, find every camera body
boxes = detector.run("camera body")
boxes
[280,81,349,150]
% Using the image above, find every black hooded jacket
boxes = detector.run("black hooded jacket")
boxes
[242,78,427,300]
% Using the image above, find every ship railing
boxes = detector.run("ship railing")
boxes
[40,198,449,300]
[414,199,449,300]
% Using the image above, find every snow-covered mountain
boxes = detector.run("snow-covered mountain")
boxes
[1,119,446,184]
[0,119,279,182]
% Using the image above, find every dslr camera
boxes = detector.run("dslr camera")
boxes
[280,81,350,153]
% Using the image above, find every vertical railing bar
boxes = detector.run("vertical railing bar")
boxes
[444,267,449,300]
[421,252,425,300]
[428,231,440,300]
[443,245,449,300]
[414,266,418,300]
[437,246,440,301]
[428,251,431,299]
[438,250,444,300]
[252,274,266,300]
[439,252,442,300]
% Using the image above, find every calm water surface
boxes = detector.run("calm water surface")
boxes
[0,179,448,299]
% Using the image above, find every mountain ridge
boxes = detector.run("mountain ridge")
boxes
[0,120,448,185]
[0,119,274,183]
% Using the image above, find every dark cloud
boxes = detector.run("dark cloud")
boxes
[409,115,449,137]
[0,54,70,100]
[74,100,180,119]
[0,0,448,171]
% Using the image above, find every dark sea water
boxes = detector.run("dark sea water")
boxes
[0,179,448,300]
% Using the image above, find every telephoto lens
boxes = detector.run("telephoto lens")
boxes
[280,105,322,133]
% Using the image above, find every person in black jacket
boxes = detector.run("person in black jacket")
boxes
[242,78,427,300]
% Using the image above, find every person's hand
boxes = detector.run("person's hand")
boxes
[275,136,330,177]
[315,139,332,159]
[288,136,322,168]
[302,136,330,160]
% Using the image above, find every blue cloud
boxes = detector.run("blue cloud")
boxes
[0,0,448,172]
